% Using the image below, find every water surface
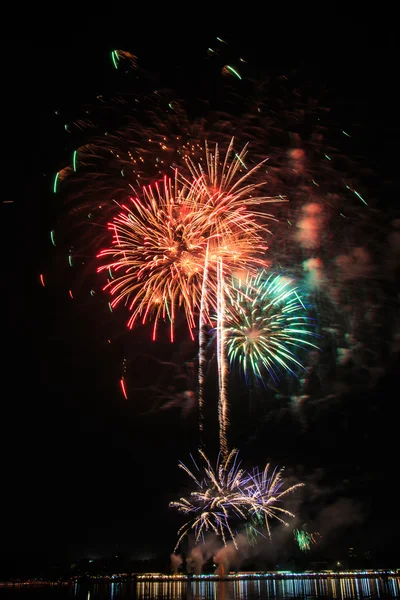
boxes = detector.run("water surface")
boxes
[1,576,399,599]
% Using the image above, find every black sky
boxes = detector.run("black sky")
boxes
[2,9,400,571]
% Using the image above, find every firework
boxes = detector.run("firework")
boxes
[294,528,320,552]
[224,271,319,384]
[243,463,304,539]
[245,512,266,546]
[170,449,249,550]
[97,141,282,341]
[170,449,303,550]
[50,45,394,416]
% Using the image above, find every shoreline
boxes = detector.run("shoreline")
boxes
[1,570,398,587]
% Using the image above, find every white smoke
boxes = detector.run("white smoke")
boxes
[295,203,324,249]
[187,535,220,575]
[335,246,372,280]
[213,534,249,576]
[170,553,182,574]
[288,147,306,173]
[186,547,204,575]
[303,257,324,288]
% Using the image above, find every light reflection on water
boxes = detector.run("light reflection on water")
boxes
[179,577,399,600]
[0,577,399,599]
[101,577,400,599]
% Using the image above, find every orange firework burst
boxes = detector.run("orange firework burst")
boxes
[97,140,283,340]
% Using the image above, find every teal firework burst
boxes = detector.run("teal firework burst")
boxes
[294,528,320,551]
[225,271,319,384]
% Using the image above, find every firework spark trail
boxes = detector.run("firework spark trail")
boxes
[170,449,303,550]
[225,271,319,385]
[294,528,320,551]
[244,464,305,539]
[170,449,247,550]
[197,241,209,440]
[217,259,229,458]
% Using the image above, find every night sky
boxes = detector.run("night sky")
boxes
[2,10,399,573]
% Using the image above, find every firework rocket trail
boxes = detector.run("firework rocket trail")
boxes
[197,241,209,439]
[217,258,229,458]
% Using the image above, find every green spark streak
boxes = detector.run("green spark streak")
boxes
[108,302,113,313]
[50,230,56,246]
[165,302,172,323]
[342,130,351,137]
[72,150,77,172]
[353,190,368,205]
[111,50,119,69]
[108,267,114,279]
[226,66,241,80]
[68,254,73,267]
[295,292,306,309]
[346,185,368,205]
[235,153,247,169]
[324,154,331,160]
[53,172,59,193]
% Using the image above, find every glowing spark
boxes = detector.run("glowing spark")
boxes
[235,153,247,169]
[345,185,368,206]
[111,50,119,69]
[353,189,368,206]
[226,66,242,80]
[120,377,128,399]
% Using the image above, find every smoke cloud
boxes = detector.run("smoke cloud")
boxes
[296,203,324,249]
[213,534,249,576]
[170,553,183,574]
[303,257,324,288]
[335,247,372,280]
[187,535,220,575]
